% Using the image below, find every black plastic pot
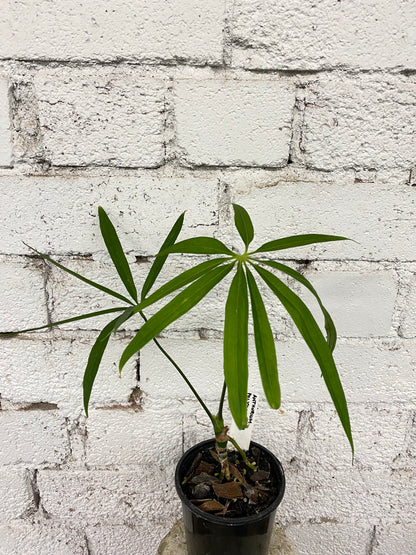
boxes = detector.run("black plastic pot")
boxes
[175,439,285,555]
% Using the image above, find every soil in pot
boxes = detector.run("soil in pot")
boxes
[175,440,285,555]
[181,444,280,518]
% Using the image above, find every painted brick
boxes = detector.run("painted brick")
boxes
[285,523,370,555]
[300,270,397,338]
[0,469,34,521]
[296,405,410,472]
[175,78,295,166]
[86,523,168,555]
[0,410,69,466]
[231,0,416,71]
[408,413,416,459]
[374,524,416,555]
[399,271,416,338]
[0,256,47,332]
[299,75,416,171]
[280,468,416,526]
[140,338,224,402]
[37,468,180,524]
[281,339,416,405]
[0,334,137,418]
[33,67,166,167]
[85,400,184,468]
[0,75,11,167]
[226,178,416,261]
[0,523,87,555]
[0,174,218,255]
[1,1,224,65]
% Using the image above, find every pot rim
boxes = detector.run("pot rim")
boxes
[175,439,285,527]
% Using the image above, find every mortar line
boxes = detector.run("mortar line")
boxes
[3,252,416,265]
[366,525,378,555]
[1,56,414,76]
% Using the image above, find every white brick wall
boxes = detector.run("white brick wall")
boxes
[0,410,69,466]
[285,523,370,555]
[86,523,168,555]
[226,178,416,261]
[175,76,295,166]
[34,67,167,168]
[0,2,415,554]
[0,523,87,555]
[0,470,34,521]
[37,468,180,525]
[0,256,47,330]
[0,334,138,418]
[0,75,11,166]
[0,174,218,255]
[299,75,416,171]
[374,524,416,555]
[1,0,225,64]
[231,0,416,71]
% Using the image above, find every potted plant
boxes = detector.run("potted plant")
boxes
[5,204,353,555]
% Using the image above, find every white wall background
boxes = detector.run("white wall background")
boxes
[0,1,416,554]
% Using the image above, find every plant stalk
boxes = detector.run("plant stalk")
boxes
[139,310,215,427]
[227,435,257,471]
[216,380,227,422]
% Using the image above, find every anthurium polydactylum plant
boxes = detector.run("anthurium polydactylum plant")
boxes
[5,204,354,472]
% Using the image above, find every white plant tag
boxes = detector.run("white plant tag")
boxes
[228,393,258,451]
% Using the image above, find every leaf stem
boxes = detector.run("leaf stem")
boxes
[138,309,216,426]
[227,435,257,471]
[216,380,227,422]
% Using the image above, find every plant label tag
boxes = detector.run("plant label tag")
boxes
[228,393,258,451]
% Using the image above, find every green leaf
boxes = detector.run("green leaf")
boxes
[119,263,235,371]
[141,258,230,310]
[254,264,353,453]
[83,309,132,416]
[0,307,128,336]
[254,234,350,254]
[110,306,136,334]
[161,237,234,256]
[141,212,185,301]
[98,206,138,303]
[24,243,134,306]
[257,260,337,351]
[233,204,254,249]
[224,264,249,430]
[246,268,280,409]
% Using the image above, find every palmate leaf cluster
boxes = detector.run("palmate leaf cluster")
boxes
[8,205,354,452]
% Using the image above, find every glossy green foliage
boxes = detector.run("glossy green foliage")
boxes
[246,268,280,409]
[8,205,354,453]
[141,212,185,301]
[233,204,254,249]
[224,265,249,429]
[98,207,138,303]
